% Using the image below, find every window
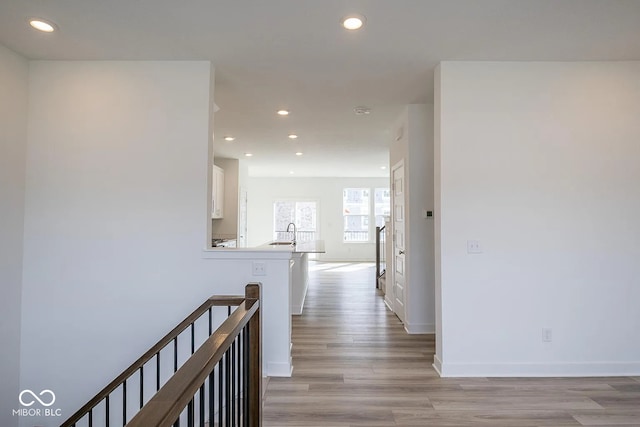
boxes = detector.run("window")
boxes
[374,188,391,228]
[343,188,370,242]
[273,201,317,242]
[342,187,390,242]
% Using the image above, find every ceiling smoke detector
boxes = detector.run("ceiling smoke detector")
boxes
[354,106,371,116]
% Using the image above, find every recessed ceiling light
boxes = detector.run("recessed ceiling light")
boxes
[380,166,387,170]
[224,136,235,142]
[342,14,365,30]
[288,134,298,139]
[29,18,57,33]
[277,110,289,116]
[295,152,303,156]
[244,153,253,157]
[289,171,295,175]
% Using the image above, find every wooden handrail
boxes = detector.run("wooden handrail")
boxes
[247,283,262,426]
[126,288,260,426]
[209,295,246,306]
[60,292,248,427]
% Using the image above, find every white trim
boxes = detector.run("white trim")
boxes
[291,298,305,316]
[437,361,640,377]
[403,323,435,334]
[291,287,306,315]
[266,361,293,377]
[384,297,394,312]
[432,354,443,376]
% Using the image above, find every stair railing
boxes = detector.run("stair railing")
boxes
[61,283,261,427]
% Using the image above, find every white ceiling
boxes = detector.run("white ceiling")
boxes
[2,1,640,177]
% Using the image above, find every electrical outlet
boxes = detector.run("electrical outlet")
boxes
[252,261,266,276]
[542,328,552,342]
[467,240,482,254]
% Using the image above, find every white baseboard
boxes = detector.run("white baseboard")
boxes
[404,322,436,334]
[432,354,443,376]
[266,360,293,377]
[384,297,393,312]
[291,289,306,316]
[437,361,640,377]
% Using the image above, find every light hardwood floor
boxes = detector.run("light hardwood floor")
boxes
[263,262,640,427]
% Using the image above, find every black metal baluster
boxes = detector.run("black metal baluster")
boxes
[174,337,178,372]
[208,369,215,427]
[199,384,205,427]
[88,408,92,427]
[122,380,127,426]
[225,347,231,424]
[156,351,161,391]
[228,306,231,316]
[243,325,249,427]
[173,338,180,427]
[105,395,110,427]
[231,338,236,426]
[190,322,195,354]
[139,366,144,409]
[235,336,242,425]
[218,357,223,427]
[208,307,212,335]
[187,398,194,427]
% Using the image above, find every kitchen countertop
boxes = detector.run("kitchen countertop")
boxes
[260,239,325,254]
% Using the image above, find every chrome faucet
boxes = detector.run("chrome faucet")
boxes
[286,222,297,245]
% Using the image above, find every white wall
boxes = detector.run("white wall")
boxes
[18,60,239,425]
[0,43,28,427]
[389,105,436,334]
[247,177,389,261]
[435,61,640,376]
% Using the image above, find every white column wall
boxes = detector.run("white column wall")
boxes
[0,43,29,427]
[389,105,436,334]
[435,61,640,376]
[18,60,235,425]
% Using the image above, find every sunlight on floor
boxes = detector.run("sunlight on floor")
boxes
[308,261,375,273]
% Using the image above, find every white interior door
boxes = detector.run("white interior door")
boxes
[392,162,406,324]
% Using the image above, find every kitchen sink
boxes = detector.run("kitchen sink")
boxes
[269,241,294,245]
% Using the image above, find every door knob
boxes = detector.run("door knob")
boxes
[399,250,405,255]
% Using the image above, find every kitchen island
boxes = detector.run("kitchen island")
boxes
[202,239,325,377]
[260,240,325,315]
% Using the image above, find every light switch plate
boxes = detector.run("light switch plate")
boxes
[252,261,266,276]
[467,240,482,254]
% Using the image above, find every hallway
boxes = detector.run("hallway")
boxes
[262,262,640,426]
